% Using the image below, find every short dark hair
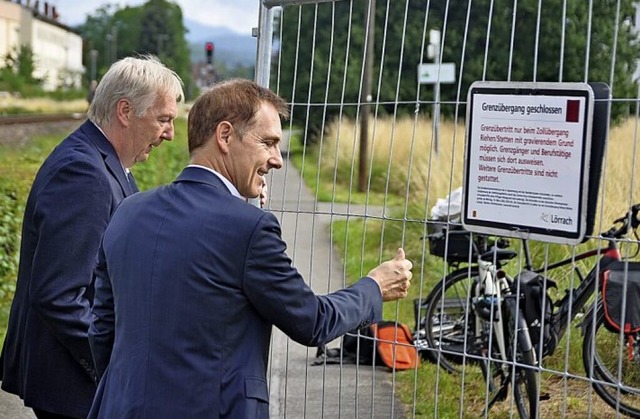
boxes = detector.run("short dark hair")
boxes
[188,79,289,153]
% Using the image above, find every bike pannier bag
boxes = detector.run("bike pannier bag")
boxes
[601,261,640,334]
[514,270,556,349]
[427,221,487,263]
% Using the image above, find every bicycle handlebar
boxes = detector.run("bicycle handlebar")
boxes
[603,203,640,239]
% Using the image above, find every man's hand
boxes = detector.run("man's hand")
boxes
[367,248,413,301]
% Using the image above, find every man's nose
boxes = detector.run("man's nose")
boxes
[270,144,284,169]
[164,122,175,141]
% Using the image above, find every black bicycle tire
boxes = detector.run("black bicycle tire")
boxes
[507,302,539,419]
[512,347,538,419]
[582,303,640,418]
[423,267,480,374]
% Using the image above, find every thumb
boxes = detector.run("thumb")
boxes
[394,247,405,261]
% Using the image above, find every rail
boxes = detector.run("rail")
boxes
[0,113,86,125]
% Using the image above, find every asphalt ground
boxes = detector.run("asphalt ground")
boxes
[265,132,405,418]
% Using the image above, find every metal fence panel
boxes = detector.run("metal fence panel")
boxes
[258,0,640,417]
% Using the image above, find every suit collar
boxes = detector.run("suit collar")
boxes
[79,120,134,196]
[175,166,231,195]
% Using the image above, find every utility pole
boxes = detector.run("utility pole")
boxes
[89,49,98,82]
[104,33,111,68]
[359,0,375,193]
[111,25,118,64]
[157,34,168,55]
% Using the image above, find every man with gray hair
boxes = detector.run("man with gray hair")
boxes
[0,54,184,419]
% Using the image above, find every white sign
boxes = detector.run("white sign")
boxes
[418,63,456,84]
[462,81,594,244]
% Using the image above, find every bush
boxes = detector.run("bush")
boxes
[0,180,22,300]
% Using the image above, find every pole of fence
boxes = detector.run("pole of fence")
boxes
[255,3,274,88]
[359,0,375,193]
[248,2,276,208]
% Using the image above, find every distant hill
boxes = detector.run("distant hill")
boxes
[185,18,256,67]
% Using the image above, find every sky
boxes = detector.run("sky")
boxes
[47,0,261,35]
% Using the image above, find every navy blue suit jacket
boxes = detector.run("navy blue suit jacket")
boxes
[88,167,382,419]
[0,120,136,418]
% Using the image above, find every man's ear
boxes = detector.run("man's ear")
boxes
[116,99,131,127]
[216,121,233,153]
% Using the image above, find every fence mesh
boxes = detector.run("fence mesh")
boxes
[258,0,640,417]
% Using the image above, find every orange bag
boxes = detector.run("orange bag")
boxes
[371,322,421,371]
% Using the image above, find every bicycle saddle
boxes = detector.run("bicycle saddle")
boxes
[479,247,518,262]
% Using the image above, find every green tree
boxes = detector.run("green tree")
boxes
[277,1,453,141]
[78,4,120,79]
[432,0,640,121]
[14,45,38,81]
[138,0,192,92]
[277,0,640,140]
[0,45,43,92]
[78,0,192,98]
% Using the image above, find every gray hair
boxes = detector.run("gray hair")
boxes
[88,55,184,126]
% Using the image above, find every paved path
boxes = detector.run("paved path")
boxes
[0,392,33,419]
[266,133,405,418]
[0,131,405,418]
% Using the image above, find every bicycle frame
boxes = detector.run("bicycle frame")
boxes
[473,257,536,413]
[474,259,511,364]
[464,239,519,367]
[526,240,622,356]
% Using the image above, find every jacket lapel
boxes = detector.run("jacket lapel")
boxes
[79,120,133,197]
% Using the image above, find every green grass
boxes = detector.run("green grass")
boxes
[326,197,524,417]
[0,135,63,342]
[129,119,190,190]
[288,134,406,208]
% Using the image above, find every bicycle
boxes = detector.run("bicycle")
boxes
[414,223,517,370]
[580,206,640,417]
[415,221,535,417]
[418,204,640,418]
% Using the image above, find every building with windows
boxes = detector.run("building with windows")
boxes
[0,0,83,91]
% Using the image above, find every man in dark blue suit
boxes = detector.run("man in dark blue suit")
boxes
[0,55,184,419]
[88,79,413,418]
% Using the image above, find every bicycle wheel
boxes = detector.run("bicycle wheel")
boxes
[505,299,539,419]
[583,302,640,418]
[423,267,479,373]
[480,296,538,418]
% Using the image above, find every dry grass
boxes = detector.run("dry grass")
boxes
[0,96,89,114]
[322,115,467,209]
[599,119,640,225]
[324,115,640,228]
[322,115,640,418]
[0,96,191,118]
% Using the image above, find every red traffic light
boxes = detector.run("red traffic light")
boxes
[205,42,214,64]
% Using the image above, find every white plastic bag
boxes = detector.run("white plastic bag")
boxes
[430,187,462,221]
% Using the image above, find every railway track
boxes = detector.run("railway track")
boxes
[0,113,86,146]
[0,113,86,125]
